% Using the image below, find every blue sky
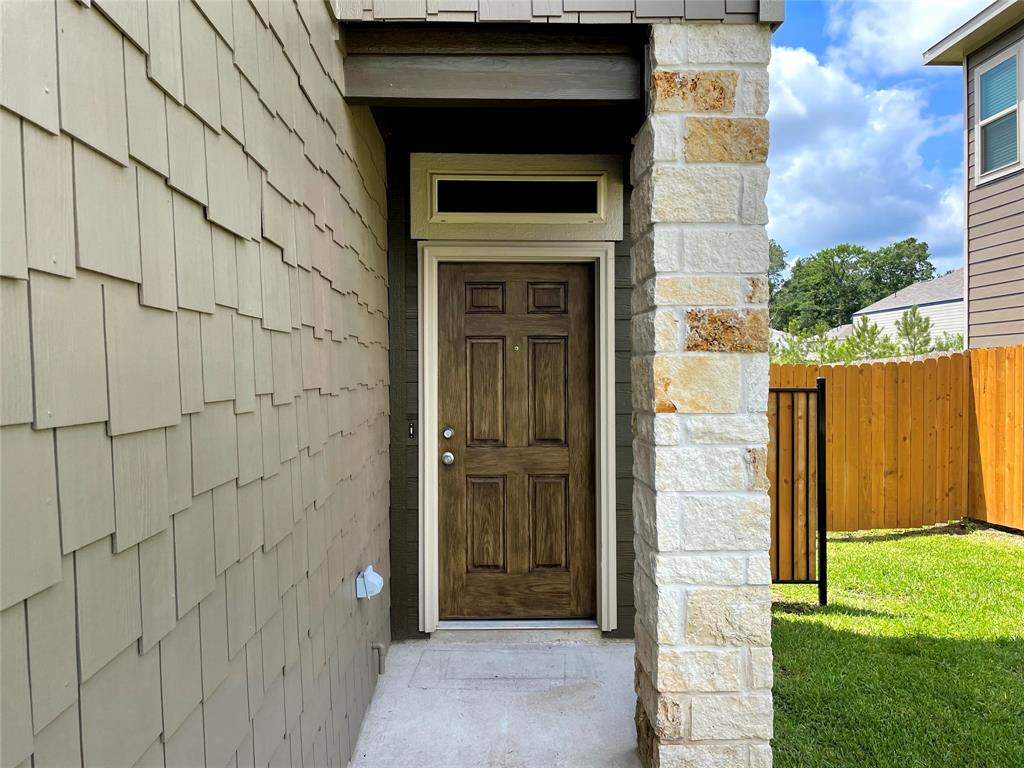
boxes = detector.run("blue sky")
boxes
[767,0,991,273]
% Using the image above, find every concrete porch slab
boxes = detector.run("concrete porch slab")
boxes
[351,634,640,768]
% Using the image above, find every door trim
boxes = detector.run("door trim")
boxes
[418,241,617,633]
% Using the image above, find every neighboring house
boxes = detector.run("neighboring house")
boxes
[852,268,965,339]
[0,3,781,768]
[926,0,1024,347]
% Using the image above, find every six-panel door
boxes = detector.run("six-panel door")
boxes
[437,262,596,619]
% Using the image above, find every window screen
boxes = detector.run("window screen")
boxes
[980,55,1019,174]
[980,57,1017,119]
[435,179,599,215]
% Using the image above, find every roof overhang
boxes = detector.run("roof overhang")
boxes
[924,0,1024,66]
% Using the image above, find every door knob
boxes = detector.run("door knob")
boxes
[442,426,455,439]
[440,451,455,466]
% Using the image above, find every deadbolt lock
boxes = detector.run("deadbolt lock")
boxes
[442,426,455,439]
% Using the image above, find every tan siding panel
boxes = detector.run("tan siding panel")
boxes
[166,419,194,513]
[124,42,169,176]
[79,643,162,768]
[177,309,205,414]
[0,0,59,132]
[213,480,241,574]
[192,400,240,493]
[158,606,203,739]
[73,143,142,282]
[213,226,241,308]
[237,410,265,485]
[32,700,81,768]
[0,424,61,609]
[56,0,129,164]
[26,556,77,733]
[137,164,179,311]
[207,128,251,237]
[238,478,265,558]
[1,279,34,425]
[164,703,205,767]
[234,315,259,413]
[1,603,33,767]
[202,652,250,768]
[29,270,109,428]
[145,0,185,101]
[173,191,217,313]
[167,101,209,204]
[111,428,170,551]
[202,306,238,403]
[55,422,116,554]
[174,493,217,616]
[104,278,182,434]
[138,526,177,651]
[0,112,28,279]
[22,123,75,277]
[74,536,142,682]
[226,555,257,657]
[179,0,222,130]
[199,573,231,698]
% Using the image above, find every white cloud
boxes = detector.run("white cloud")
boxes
[824,0,991,76]
[767,45,964,267]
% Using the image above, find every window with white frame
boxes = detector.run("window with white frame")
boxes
[976,47,1021,181]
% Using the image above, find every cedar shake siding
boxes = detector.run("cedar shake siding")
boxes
[966,21,1024,347]
[0,1,389,766]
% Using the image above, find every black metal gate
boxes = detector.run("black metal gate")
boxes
[768,377,828,605]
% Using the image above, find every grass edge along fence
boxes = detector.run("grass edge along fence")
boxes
[769,345,1023,535]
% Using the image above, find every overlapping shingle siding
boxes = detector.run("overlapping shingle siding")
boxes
[335,0,783,23]
[0,1,390,766]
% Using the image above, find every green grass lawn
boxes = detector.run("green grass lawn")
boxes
[772,524,1024,768]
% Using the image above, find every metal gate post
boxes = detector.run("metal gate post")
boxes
[816,376,828,606]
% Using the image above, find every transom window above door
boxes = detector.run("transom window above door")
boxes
[977,46,1022,182]
[410,154,623,241]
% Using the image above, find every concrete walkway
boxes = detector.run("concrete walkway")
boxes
[351,632,640,768]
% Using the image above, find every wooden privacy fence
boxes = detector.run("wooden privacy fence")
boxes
[769,345,1024,535]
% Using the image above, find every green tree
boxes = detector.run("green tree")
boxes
[771,244,870,331]
[933,332,964,352]
[768,239,788,329]
[895,306,933,355]
[845,316,900,361]
[861,238,936,305]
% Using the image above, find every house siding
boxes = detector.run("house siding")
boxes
[853,300,965,340]
[966,21,1024,348]
[0,1,390,767]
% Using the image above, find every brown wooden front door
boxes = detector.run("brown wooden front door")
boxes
[437,261,596,619]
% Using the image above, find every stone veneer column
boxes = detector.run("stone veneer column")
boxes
[630,22,775,768]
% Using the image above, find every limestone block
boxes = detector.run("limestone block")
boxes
[690,692,773,740]
[655,276,740,307]
[686,24,771,65]
[656,446,749,492]
[653,554,748,586]
[685,308,769,353]
[683,228,768,273]
[653,355,741,414]
[653,647,744,693]
[685,586,771,646]
[684,118,768,163]
[652,71,738,113]
[685,414,768,444]
[652,166,740,224]
[679,494,770,550]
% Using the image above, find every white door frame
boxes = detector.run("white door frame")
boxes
[417,241,617,633]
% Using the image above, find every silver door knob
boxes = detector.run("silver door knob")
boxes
[441,451,455,466]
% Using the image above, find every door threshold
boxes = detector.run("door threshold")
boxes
[436,619,599,631]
